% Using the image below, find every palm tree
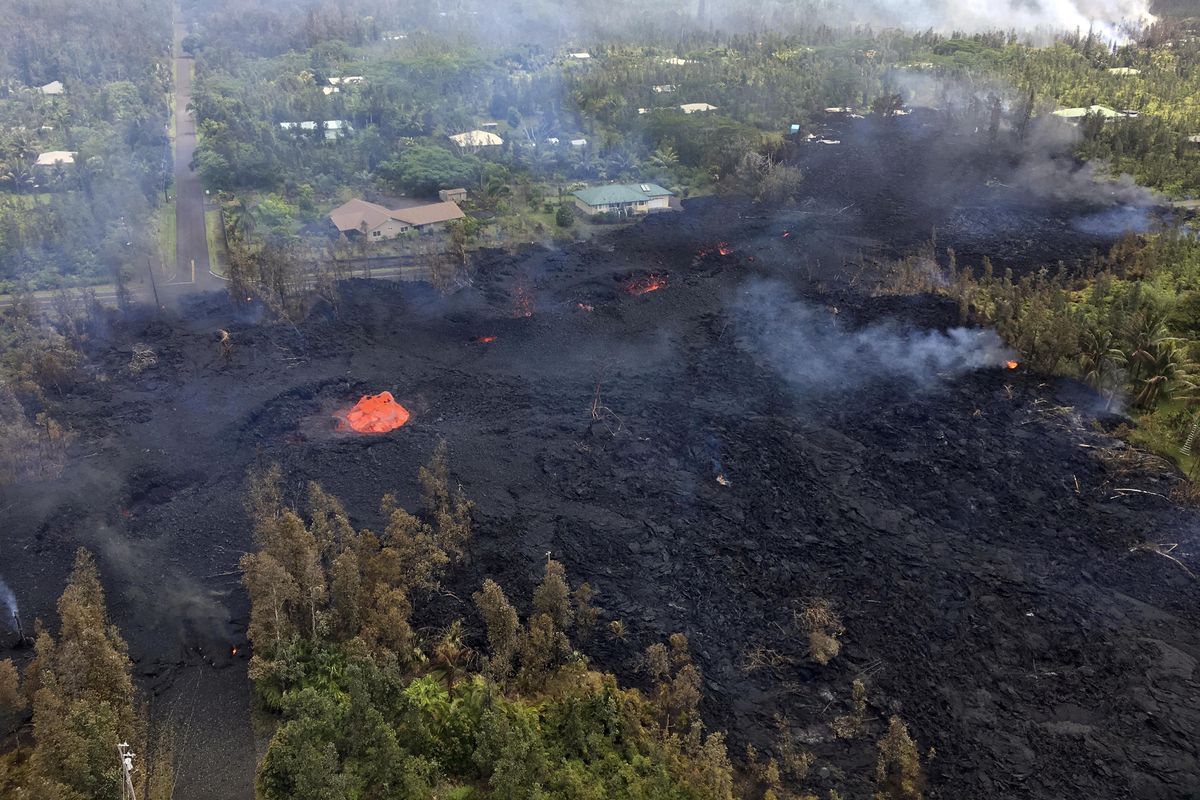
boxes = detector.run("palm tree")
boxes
[226,197,261,242]
[1131,338,1192,410]
[648,144,679,170]
[0,162,36,193]
[1079,326,1126,407]
[1124,307,1172,385]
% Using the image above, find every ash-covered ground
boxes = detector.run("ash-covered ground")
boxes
[3,139,1199,799]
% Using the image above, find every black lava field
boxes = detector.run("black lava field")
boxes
[3,117,1199,800]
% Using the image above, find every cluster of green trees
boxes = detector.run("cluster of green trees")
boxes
[0,549,172,799]
[882,233,1200,468]
[240,446,742,799]
[0,0,172,290]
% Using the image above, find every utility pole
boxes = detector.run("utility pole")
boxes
[145,258,161,311]
[118,741,137,800]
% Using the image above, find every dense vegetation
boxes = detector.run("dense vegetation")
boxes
[239,448,744,799]
[0,549,172,799]
[0,0,172,292]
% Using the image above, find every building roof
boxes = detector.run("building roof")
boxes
[329,198,465,232]
[35,150,75,166]
[391,201,464,226]
[680,102,717,113]
[1107,67,1142,76]
[40,80,64,95]
[449,130,503,147]
[573,183,672,207]
[1052,105,1120,119]
[330,198,393,232]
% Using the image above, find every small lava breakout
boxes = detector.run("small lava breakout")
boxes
[334,392,411,433]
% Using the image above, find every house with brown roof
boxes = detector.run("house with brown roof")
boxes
[329,198,465,240]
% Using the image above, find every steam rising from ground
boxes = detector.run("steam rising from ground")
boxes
[733,281,1012,395]
[0,578,16,628]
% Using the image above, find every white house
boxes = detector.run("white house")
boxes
[40,81,64,95]
[573,183,673,216]
[280,120,353,140]
[567,52,591,60]
[679,102,717,114]
[449,130,503,147]
[652,84,677,93]
[569,138,587,148]
[35,150,75,166]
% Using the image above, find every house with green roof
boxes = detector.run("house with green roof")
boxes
[572,183,673,216]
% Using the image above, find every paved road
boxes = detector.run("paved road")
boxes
[168,19,222,304]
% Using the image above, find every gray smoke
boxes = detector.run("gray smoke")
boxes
[733,280,1013,395]
[0,578,16,628]
[821,0,1154,40]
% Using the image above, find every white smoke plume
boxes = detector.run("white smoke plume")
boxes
[733,280,1013,395]
[0,578,17,629]
[793,0,1155,40]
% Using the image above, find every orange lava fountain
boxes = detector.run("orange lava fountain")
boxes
[477,335,497,343]
[1006,360,1019,370]
[625,275,668,295]
[335,391,411,434]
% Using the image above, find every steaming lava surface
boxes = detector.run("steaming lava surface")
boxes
[3,197,1199,800]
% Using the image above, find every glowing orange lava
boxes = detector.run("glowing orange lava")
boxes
[477,335,497,343]
[514,286,534,317]
[1006,360,1019,370]
[335,391,411,434]
[697,242,733,258]
[625,275,668,295]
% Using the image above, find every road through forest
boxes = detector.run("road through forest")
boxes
[154,13,256,800]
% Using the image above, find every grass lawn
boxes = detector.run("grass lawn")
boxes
[157,199,177,272]
[205,207,228,277]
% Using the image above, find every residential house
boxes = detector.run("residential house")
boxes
[280,120,353,140]
[1108,67,1142,76]
[567,52,591,60]
[35,150,75,166]
[652,84,677,93]
[1051,105,1121,122]
[679,102,717,114]
[449,130,503,147]
[40,81,64,95]
[329,198,465,240]
[660,57,695,66]
[573,183,673,216]
[569,138,587,148]
[439,188,468,203]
